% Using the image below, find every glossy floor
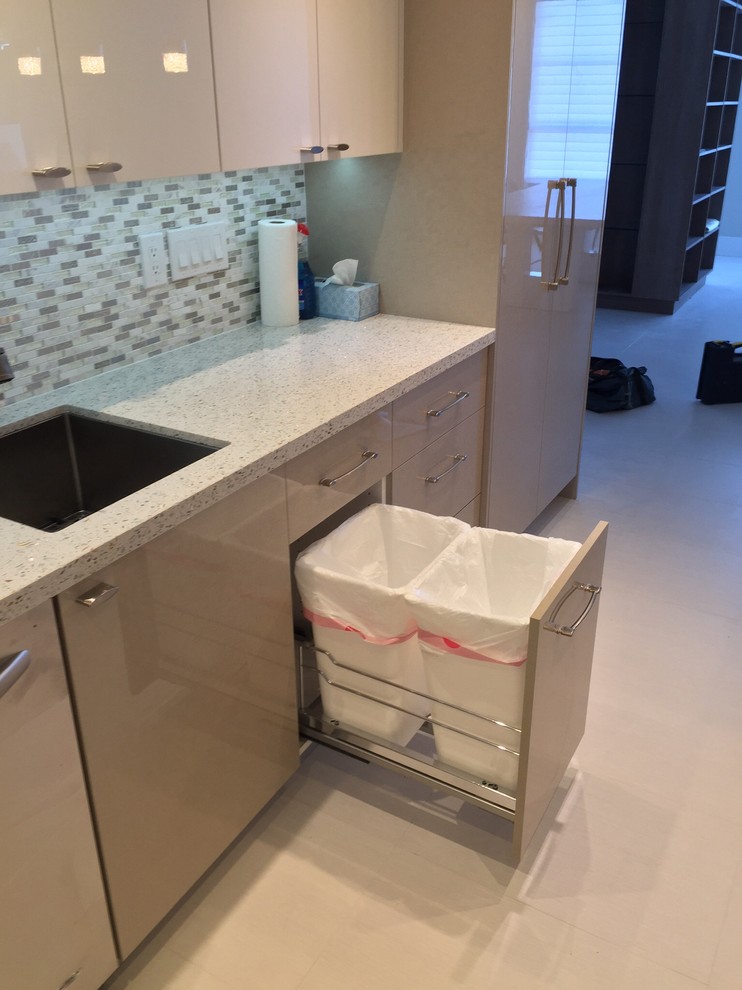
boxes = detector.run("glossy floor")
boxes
[107,258,742,990]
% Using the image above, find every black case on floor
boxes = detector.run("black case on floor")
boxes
[696,341,742,404]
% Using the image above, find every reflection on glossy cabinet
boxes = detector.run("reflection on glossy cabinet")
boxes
[317,0,403,159]
[211,0,321,170]
[56,473,298,959]
[50,0,219,185]
[0,601,118,990]
[0,0,74,194]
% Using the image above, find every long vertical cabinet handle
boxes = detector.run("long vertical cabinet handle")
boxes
[544,179,566,291]
[558,177,577,286]
[0,650,31,698]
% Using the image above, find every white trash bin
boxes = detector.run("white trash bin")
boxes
[295,504,469,745]
[405,528,581,791]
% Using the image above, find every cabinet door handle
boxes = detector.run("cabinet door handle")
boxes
[31,165,72,178]
[75,582,119,607]
[327,143,350,152]
[545,581,601,636]
[319,450,378,487]
[86,162,123,173]
[424,452,467,484]
[300,146,325,154]
[0,650,31,699]
[558,177,577,286]
[544,178,566,291]
[426,390,470,417]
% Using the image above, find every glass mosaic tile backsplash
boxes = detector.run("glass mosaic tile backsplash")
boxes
[0,164,305,408]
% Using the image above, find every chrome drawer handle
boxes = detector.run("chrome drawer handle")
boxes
[319,450,378,487]
[426,390,470,417]
[327,143,350,151]
[76,582,119,607]
[0,649,31,699]
[424,452,467,484]
[299,145,325,154]
[31,165,71,178]
[545,582,601,636]
[86,161,123,173]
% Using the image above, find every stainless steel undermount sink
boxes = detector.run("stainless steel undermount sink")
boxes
[0,409,223,532]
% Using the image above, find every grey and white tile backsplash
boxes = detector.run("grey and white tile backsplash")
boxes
[0,165,305,409]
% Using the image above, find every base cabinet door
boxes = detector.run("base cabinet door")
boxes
[56,474,298,959]
[0,601,118,990]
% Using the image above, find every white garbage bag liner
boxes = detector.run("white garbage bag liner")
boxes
[295,503,469,642]
[404,527,581,789]
[405,528,581,664]
[295,503,469,746]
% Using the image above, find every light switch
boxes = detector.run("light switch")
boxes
[167,222,229,281]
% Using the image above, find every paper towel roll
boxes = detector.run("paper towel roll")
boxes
[258,218,299,327]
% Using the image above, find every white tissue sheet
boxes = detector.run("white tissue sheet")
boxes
[405,528,581,664]
[324,258,358,286]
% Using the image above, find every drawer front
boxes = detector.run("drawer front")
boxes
[392,350,488,467]
[285,409,392,541]
[514,521,608,861]
[456,494,481,525]
[390,409,484,518]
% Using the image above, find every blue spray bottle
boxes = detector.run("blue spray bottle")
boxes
[297,222,316,320]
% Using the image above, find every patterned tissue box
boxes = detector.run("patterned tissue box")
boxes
[315,278,380,321]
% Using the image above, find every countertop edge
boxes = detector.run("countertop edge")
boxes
[1,318,494,623]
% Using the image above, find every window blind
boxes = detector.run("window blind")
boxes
[525,0,624,181]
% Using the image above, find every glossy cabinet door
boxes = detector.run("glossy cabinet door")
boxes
[0,0,74,194]
[56,473,299,960]
[0,601,118,990]
[317,0,403,159]
[487,0,622,532]
[50,0,219,185]
[211,0,321,170]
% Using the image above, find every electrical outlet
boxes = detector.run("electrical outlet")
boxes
[139,232,168,289]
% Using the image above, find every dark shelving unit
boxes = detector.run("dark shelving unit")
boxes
[598,0,742,314]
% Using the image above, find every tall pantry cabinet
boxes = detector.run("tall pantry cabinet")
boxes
[305,0,624,532]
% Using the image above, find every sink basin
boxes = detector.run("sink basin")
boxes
[0,410,223,532]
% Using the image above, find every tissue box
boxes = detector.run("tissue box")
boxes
[315,278,379,321]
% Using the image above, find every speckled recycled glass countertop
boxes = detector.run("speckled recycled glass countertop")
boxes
[0,314,495,622]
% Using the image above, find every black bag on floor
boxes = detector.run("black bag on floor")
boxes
[696,340,742,404]
[587,357,656,413]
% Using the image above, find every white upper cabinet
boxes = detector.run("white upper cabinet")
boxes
[317,0,403,159]
[211,0,403,170]
[50,0,220,185]
[0,0,74,194]
[0,0,402,194]
[210,0,321,170]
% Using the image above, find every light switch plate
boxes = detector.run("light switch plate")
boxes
[167,222,229,281]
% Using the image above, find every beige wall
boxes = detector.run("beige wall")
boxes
[305,0,514,327]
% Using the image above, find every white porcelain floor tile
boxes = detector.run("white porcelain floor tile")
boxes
[298,883,708,990]
[105,946,235,990]
[507,772,742,984]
